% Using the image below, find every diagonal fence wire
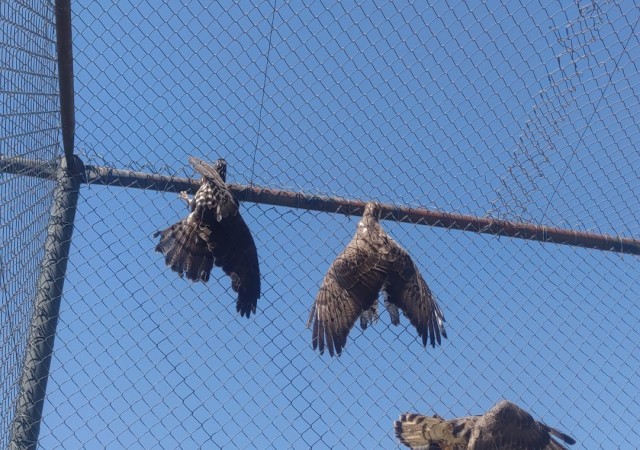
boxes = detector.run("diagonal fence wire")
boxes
[2,1,640,449]
[1,2,60,448]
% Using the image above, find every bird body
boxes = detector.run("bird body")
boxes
[307,202,446,356]
[154,157,260,318]
[395,400,576,450]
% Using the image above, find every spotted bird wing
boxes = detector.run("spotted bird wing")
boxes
[188,156,238,221]
[394,413,477,450]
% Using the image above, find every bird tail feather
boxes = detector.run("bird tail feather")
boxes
[548,426,576,448]
[154,219,214,282]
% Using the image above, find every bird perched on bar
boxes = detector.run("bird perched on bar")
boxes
[154,157,260,318]
[306,202,446,356]
[394,400,576,450]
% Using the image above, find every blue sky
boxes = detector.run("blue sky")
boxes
[22,1,640,448]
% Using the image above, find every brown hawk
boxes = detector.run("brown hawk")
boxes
[306,202,446,356]
[154,157,260,318]
[394,400,576,450]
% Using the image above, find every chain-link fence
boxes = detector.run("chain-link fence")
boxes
[3,1,640,448]
[1,2,60,449]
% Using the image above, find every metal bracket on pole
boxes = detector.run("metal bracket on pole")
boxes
[8,155,83,450]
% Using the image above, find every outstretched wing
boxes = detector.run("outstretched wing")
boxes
[205,211,261,318]
[383,244,446,348]
[470,400,576,450]
[307,235,388,356]
[154,218,214,282]
[155,157,235,283]
[308,272,362,357]
[394,413,476,450]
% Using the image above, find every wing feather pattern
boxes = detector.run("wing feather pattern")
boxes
[155,157,260,318]
[308,232,388,356]
[205,211,261,318]
[154,219,214,282]
[395,401,575,450]
[188,156,237,221]
[394,413,476,449]
[308,202,446,356]
[383,245,446,348]
[469,400,576,450]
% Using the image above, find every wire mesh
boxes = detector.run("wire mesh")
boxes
[3,0,640,448]
[0,2,60,448]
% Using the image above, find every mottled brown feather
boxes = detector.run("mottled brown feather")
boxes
[394,413,475,450]
[155,157,260,318]
[307,204,390,356]
[469,400,576,450]
[383,243,446,348]
[395,401,575,450]
[307,202,446,356]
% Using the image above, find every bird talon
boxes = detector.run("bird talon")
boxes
[179,191,192,208]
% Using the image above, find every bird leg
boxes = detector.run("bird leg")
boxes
[179,191,194,210]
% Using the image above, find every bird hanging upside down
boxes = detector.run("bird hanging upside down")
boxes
[154,157,260,318]
[307,202,446,356]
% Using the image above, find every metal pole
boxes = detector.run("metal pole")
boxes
[2,155,640,256]
[55,0,75,163]
[8,156,82,450]
[9,158,82,450]
[8,0,78,446]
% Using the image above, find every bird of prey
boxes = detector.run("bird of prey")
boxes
[154,157,260,318]
[306,202,446,356]
[394,400,576,450]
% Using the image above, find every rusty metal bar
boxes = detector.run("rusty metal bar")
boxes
[2,155,639,255]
